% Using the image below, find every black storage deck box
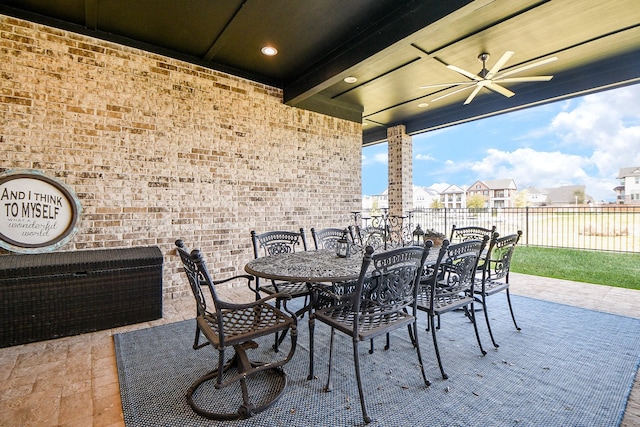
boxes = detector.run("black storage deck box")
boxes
[0,246,163,348]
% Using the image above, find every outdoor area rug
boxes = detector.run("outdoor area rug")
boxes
[114,295,640,426]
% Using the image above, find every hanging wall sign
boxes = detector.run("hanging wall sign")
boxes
[0,170,81,253]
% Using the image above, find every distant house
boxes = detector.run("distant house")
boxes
[413,185,441,209]
[362,185,440,211]
[615,166,640,204]
[440,184,466,209]
[363,179,518,210]
[521,187,548,206]
[522,185,593,206]
[467,179,517,208]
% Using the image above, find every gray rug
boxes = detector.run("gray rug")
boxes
[114,295,640,426]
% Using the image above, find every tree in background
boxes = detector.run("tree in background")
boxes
[515,189,528,207]
[467,194,486,209]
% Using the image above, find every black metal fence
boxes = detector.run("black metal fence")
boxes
[354,207,640,253]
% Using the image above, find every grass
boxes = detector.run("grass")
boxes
[511,246,640,291]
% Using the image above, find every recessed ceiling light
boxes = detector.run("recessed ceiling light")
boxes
[344,76,358,84]
[418,103,429,108]
[261,46,278,56]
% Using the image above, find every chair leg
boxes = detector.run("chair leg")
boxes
[477,294,499,348]
[352,338,371,424]
[273,298,282,352]
[408,322,416,347]
[430,313,448,380]
[193,323,208,350]
[369,338,375,354]
[384,332,390,350]
[307,312,316,380]
[411,321,431,387]
[465,302,487,356]
[324,328,336,392]
[505,288,521,331]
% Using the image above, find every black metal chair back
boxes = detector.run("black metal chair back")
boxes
[251,228,307,257]
[483,230,522,282]
[311,226,353,250]
[449,224,496,243]
[175,239,297,420]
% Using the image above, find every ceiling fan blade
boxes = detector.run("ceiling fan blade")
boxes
[495,76,554,83]
[420,82,473,89]
[486,82,515,98]
[495,56,558,79]
[463,85,484,105]
[446,64,482,81]
[485,51,514,79]
[430,83,476,102]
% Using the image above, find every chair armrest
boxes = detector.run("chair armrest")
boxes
[212,274,261,300]
[216,291,292,311]
[211,273,255,286]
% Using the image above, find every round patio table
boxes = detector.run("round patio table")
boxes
[245,249,367,283]
[245,246,440,284]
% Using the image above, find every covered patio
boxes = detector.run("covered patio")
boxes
[1,2,639,425]
[0,273,639,425]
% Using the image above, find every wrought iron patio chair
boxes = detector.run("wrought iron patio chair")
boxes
[449,224,496,243]
[310,226,387,354]
[416,236,489,380]
[311,226,355,251]
[307,245,432,424]
[449,224,496,270]
[175,240,297,420]
[475,230,523,348]
[251,228,309,351]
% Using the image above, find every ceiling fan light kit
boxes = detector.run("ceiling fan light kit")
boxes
[423,51,558,105]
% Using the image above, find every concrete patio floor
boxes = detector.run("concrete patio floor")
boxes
[0,273,638,426]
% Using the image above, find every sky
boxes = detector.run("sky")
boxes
[361,83,640,202]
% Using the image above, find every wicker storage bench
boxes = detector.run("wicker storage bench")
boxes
[0,246,163,348]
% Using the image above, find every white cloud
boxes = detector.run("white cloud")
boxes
[550,84,640,177]
[468,84,640,201]
[429,182,450,192]
[471,147,588,186]
[373,152,388,164]
[415,153,435,161]
[362,151,388,167]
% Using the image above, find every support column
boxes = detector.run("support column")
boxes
[387,124,413,218]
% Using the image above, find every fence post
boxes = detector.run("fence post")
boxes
[444,208,448,236]
[525,206,529,246]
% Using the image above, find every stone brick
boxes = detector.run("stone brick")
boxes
[0,14,363,297]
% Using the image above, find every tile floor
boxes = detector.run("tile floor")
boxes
[0,274,638,427]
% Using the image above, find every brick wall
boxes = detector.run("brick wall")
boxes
[0,15,363,298]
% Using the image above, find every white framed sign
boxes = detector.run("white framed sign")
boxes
[0,169,81,253]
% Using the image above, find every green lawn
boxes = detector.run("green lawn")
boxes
[511,246,640,291]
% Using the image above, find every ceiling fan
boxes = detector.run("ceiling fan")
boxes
[421,51,558,105]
